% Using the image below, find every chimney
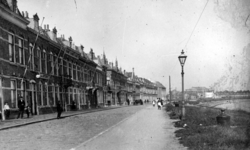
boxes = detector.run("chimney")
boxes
[90,48,94,60]
[25,11,29,18]
[69,36,72,48]
[22,11,24,17]
[124,70,126,74]
[33,13,40,32]
[132,68,135,78]
[53,27,57,38]
[80,45,84,56]
[44,25,46,30]
[47,24,49,31]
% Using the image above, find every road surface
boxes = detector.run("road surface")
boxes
[72,106,186,150]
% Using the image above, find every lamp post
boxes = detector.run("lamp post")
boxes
[178,50,187,120]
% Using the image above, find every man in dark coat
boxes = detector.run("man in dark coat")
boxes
[57,100,62,119]
[17,97,25,119]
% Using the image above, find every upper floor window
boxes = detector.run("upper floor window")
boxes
[50,52,54,75]
[68,61,72,77]
[29,43,34,70]
[35,47,41,72]
[63,59,68,76]
[59,57,63,76]
[54,54,58,76]
[73,63,76,80]
[17,38,24,64]
[41,49,47,73]
[8,34,14,62]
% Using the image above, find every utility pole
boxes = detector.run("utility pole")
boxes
[169,76,171,101]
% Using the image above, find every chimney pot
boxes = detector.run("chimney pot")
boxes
[53,27,57,34]
[80,45,84,51]
[25,11,29,18]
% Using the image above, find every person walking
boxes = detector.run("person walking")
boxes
[57,100,62,119]
[17,97,25,119]
[152,100,155,107]
[3,102,10,119]
[157,100,162,110]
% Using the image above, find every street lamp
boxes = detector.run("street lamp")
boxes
[178,49,187,120]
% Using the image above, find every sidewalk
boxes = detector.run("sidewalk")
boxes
[0,105,124,131]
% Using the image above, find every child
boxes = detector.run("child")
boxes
[152,100,155,107]
[4,103,10,119]
[25,105,31,118]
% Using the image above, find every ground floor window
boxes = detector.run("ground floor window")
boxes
[10,80,16,108]
[48,84,54,106]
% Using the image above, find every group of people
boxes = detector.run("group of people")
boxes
[1,97,30,120]
[152,98,164,110]
[2,97,63,120]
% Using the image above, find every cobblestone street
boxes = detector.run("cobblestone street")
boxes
[0,105,146,150]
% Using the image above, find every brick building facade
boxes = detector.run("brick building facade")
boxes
[0,0,166,120]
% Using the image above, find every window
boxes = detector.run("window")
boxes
[50,52,54,75]
[47,52,52,74]
[43,83,48,106]
[48,84,54,106]
[73,63,76,80]
[84,66,88,82]
[10,80,16,108]
[55,85,59,104]
[81,66,84,82]
[37,83,42,106]
[17,38,24,64]
[8,34,14,62]
[77,65,81,81]
[41,50,46,73]
[69,88,73,104]
[29,43,34,70]
[69,61,72,77]
[17,80,24,107]
[74,88,77,105]
[58,57,63,76]
[63,59,67,76]
[54,54,57,76]
[36,47,41,72]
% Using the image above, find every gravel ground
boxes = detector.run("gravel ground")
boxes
[0,105,146,150]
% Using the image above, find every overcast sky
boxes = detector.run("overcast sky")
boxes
[18,0,248,91]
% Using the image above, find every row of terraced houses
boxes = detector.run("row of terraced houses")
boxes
[0,0,166,120]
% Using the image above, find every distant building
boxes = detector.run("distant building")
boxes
[155,81,167,100]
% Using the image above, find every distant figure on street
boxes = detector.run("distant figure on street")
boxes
[57,100,62,119]
[152,100,155,107]
[3,102,10,119]
[127,99,130,105]
[17,97,25,119]
[157,100,162,110]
